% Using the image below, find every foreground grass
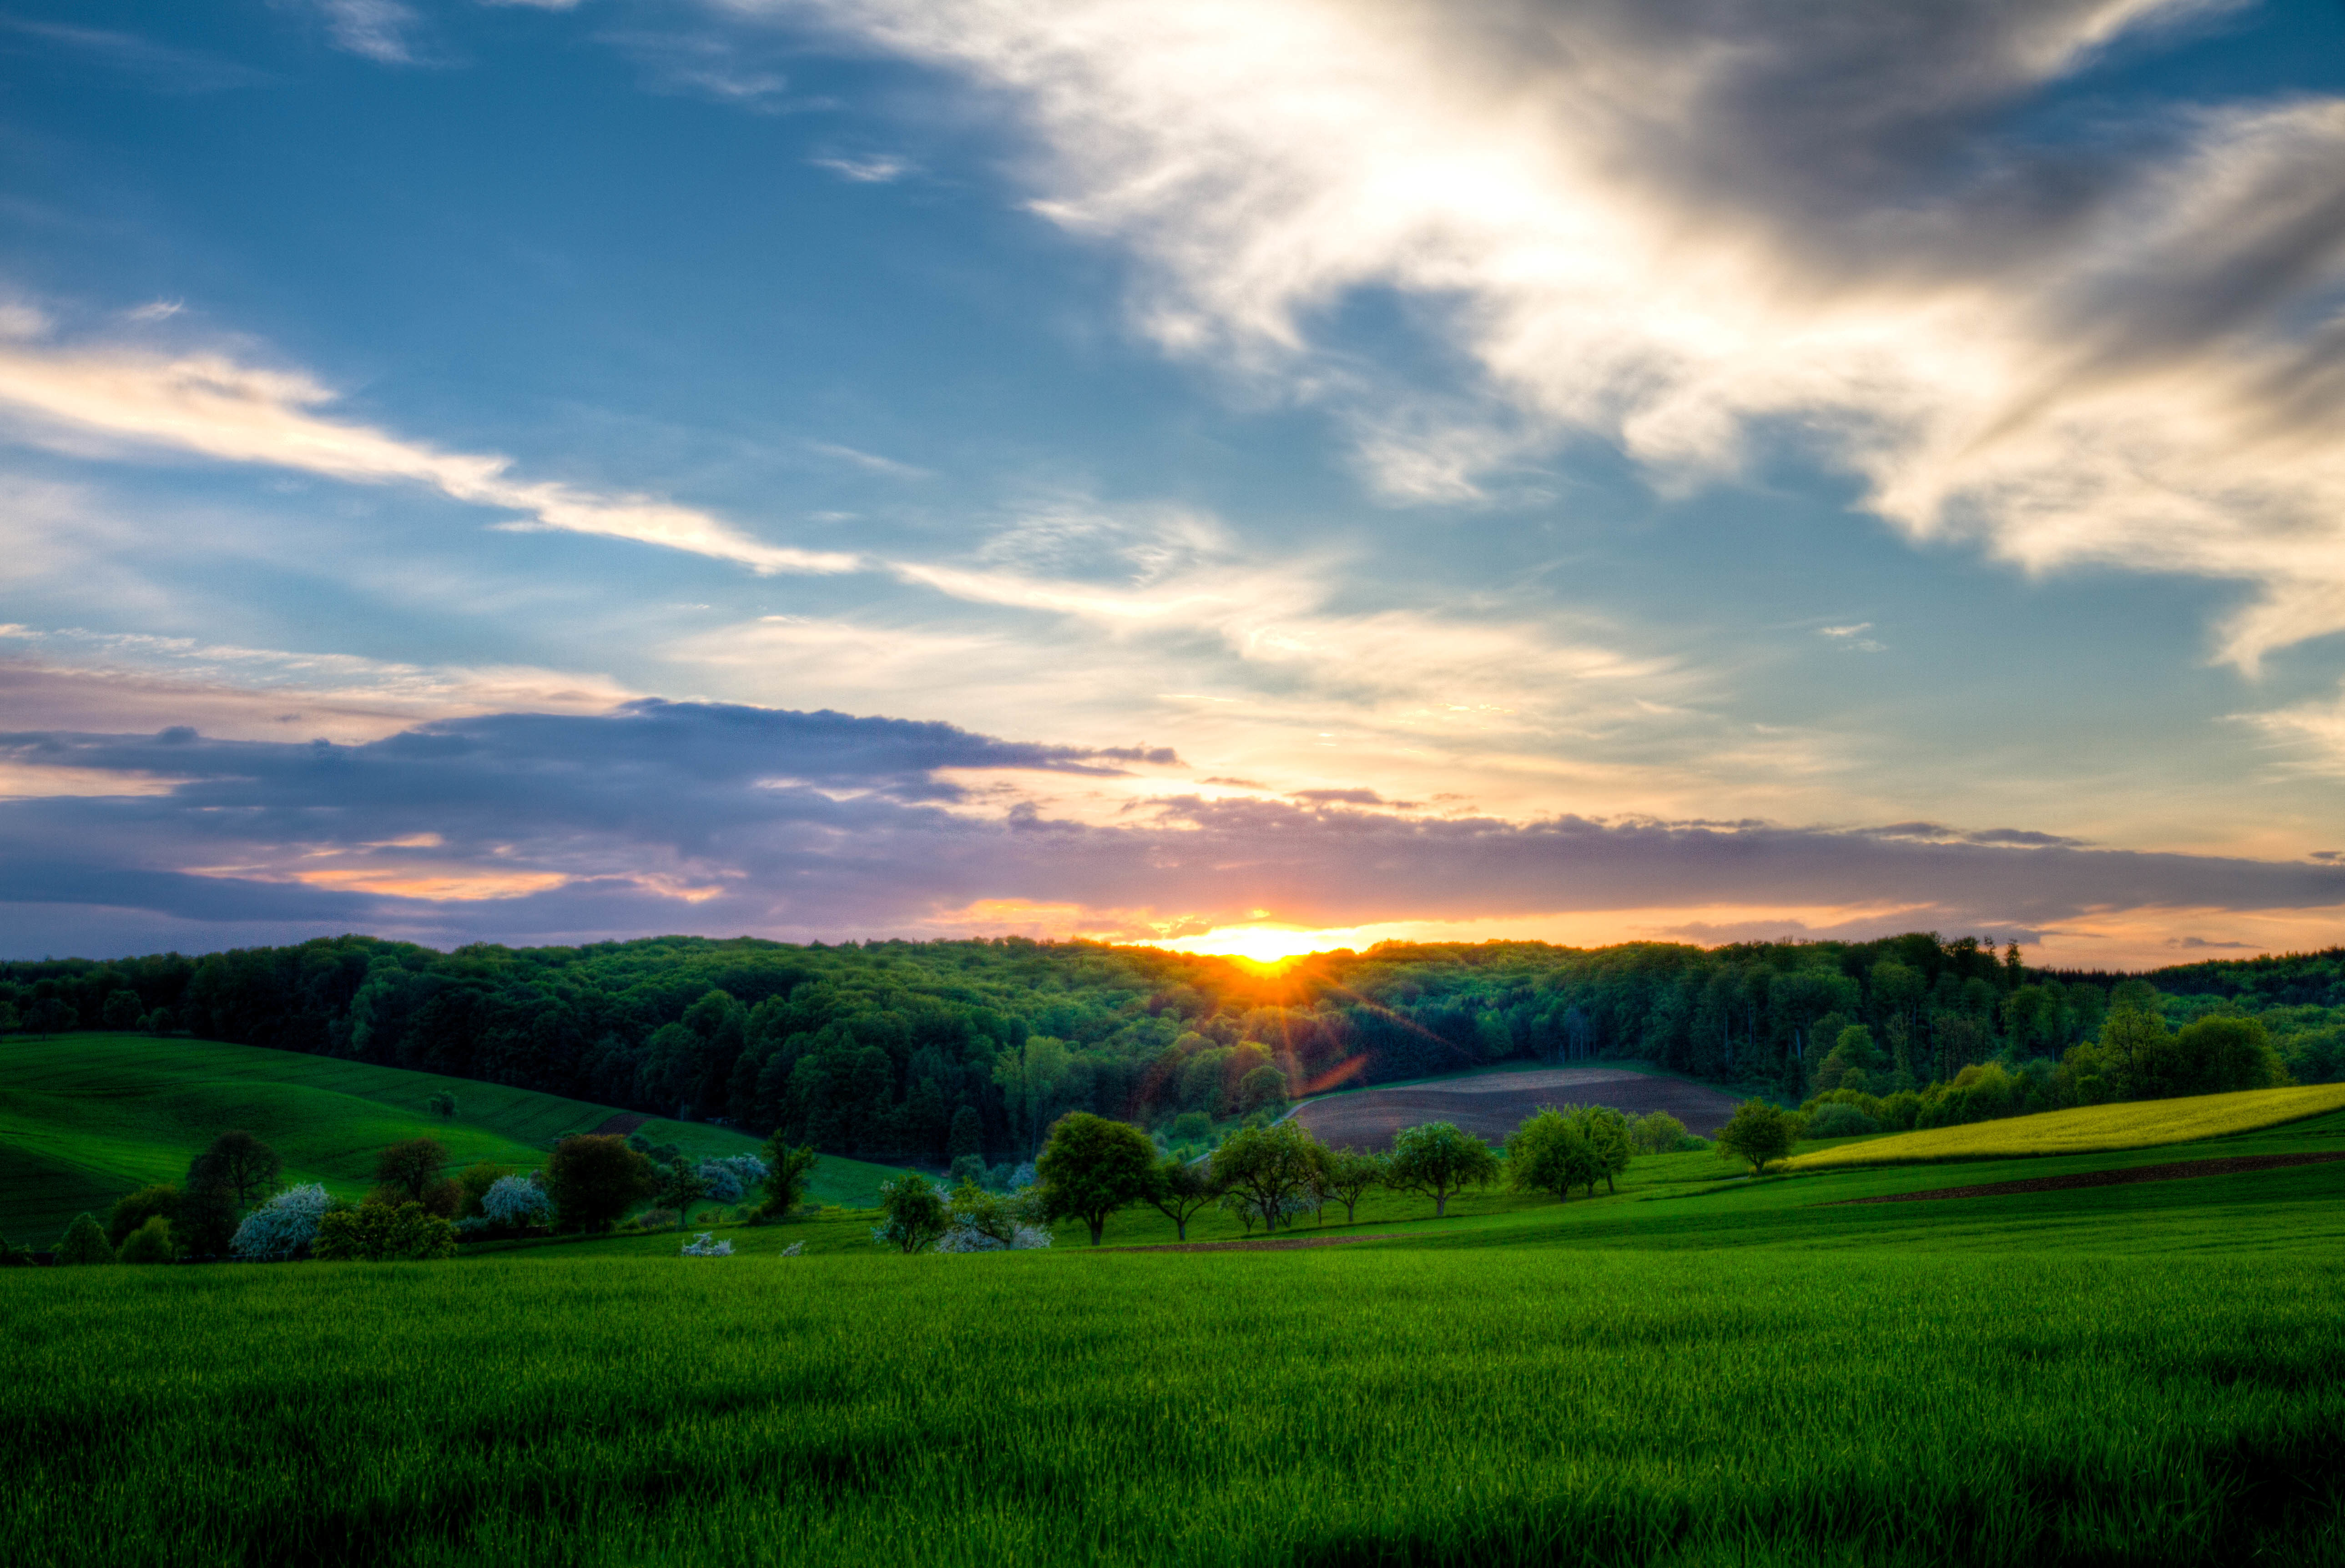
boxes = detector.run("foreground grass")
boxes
[1785,1082,2345,1170]
[5,1241,2341,1568]
[0,1035,907,1242]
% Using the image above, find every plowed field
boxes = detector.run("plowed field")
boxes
[1290,1066,1746,1151]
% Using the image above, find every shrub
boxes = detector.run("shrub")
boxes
[55,1213,115,1266]
[107,1184,181,1247]
[175,1183,239,1258]
[479,1174,552,1231]
[680,1232,733,1256]
[633,1208,680,1232]
[116,1216,176,1264]
[1807,1102,1880,1139]
[230,1184,335,1261]
[313,1200,459,1262]
[0,1237,31,1267]
[779,1241,804,1257]
[947,1153,987,1186]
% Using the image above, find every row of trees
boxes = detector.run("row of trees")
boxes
[872,1104,1704,1252]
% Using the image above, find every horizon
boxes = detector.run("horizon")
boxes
[7,2,2345,970]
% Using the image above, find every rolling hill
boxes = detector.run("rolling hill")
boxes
[0,1033,910,1246]
[1289,1061,1746,1151]
[1783,1082,2345,1170]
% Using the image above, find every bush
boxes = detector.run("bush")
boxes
[545,1135,656,1233]
[700,1155,768,1207]
[116,1216,176,1264]
[680,1232,733,1256]
[633,1208,679,1232]
[313,1201,459,1262]
[231,1184,335,1261]
[1805,1102,1879,1139]
[947,1154,987,1186]
[454,1162,511,1219]
[55,1213,115,1266]
[479,1174,551,1231]
[107,1184,181,1247]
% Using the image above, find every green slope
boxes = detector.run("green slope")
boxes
[0,1034,909,1246]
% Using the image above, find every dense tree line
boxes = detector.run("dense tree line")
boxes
[7,931,2342,1165]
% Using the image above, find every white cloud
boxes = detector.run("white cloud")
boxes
[745,0,2345,668]
[0,339,860,576]
[305,0,425,64]
[811,153,916,183]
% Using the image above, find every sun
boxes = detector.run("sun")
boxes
[1160,924,1340,966]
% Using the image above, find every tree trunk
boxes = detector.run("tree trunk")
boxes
[1435,1187,1448,1217]
[1088,1215,1104,1245]
[1174,1216,1187,1241]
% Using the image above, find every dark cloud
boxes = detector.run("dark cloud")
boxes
[5,700,2345,957]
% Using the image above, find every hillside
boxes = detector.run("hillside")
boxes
[1289,1061,1744,1149]
[1784,1082,2345,1171]
[0,1034,908,1246]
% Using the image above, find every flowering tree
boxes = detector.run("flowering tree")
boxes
[679,1232,733,1256]
[480,1174,552,1231]
[870,1173,950,1253]
[697,1154,768,1210]
[231,1184,335,1261]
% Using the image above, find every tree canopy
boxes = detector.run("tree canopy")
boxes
[1387,1122,1499,1217]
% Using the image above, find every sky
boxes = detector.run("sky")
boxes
[4,0,2345,968]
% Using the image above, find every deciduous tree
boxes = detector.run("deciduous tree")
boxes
[191,1131,281,1212]
[757,1140,820,1220]
[1209,1120,1323,1231]
[544,1135,656,1233]
[1144,1155,1222,1241]
[1036,1111,1157,1245]
[375,1137,449,1205]
[1386,1122,1498,1217]
[1316,1149,1387,1222]
[1715,1100,1796,1176]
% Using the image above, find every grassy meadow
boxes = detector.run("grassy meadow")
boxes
[0,1034,908,1245]
[6,1044,2345,1565]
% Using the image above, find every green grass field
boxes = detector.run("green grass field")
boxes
[0,1034,909,1244]
[7,1053,2345,1565]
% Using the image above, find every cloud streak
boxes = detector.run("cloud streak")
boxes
[0,339,859,575]
[5,698,2341,959]
[750,0,2345,667]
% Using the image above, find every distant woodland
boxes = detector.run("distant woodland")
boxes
[5,933,2340,1162]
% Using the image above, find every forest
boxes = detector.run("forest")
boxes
[5,932,2341,1164]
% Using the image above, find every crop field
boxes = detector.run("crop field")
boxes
[1291,1062,1745,1149]
[1785,1082,2345,1170]
[0,1035,908,1245]
[8,1106,2345,1565]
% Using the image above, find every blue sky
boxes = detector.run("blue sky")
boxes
[5,0,2345,965]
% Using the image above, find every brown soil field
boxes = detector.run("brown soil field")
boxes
[1832,1151,2345,1205]
[588,1112,649,1137]
[1290,1066,1745,1151]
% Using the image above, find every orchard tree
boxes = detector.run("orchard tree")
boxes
[1387,1122,1498,1217]
[1715,1100,1797,1176]
[1570,1105,1634,1194]
[1144,1155,1222,1241]
[1209,1121,1322,1232]
[872,1173,950,1253]
[544,1135,656,1233]
[654,1159,709,1227]
[375,1137,449,1204]
[191,1131,281,1212]
[1036,1111,1157,1245]
[1505,1108,1597,1202]
[1317,1149,1387,1223]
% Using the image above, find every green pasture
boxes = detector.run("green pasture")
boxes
[0,1034,907,1243]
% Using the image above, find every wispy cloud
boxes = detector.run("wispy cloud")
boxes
[599,29,793,108]
[750,0,2345,669]
[811,153,916,184]
[1818,622,1886,653]
[295,0,428,65]
[0,18,272,91]
[0,336,859,575]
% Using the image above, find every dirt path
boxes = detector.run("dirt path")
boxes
[1831,1151,2345,1205]
[1094,1232,1429,1253]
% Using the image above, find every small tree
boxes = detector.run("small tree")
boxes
[314,1200,458,1261]
[1629,1111,1688,1156]
[454,1162,511,1219]
[545,1135,656,1233]
[1715,1100,1797,1176]
[655,1159,709,1227]
[872,1173,950,1253]
[230,1184,336,1261]
[1145,1156,1222,1241]
[192,1131,281,1212]
[757,1141,820,1220]
[479,1174,553,1231]
[375,1137,450,1205]
[55,1213,114,1265]
[1317,1149,1387,1222]
[425,1091,458,1119]
[101,990,143,1030]
[1506,1108,1597,1202]
[1387,1122,1499,1218]
[116,1216,176,1264]
[1036,1111,1158,1245]
[1571,1105,1634,1194]
[945,1104,984,1165]
[108,1184,182,1247]
[1209,1121,1322,1232]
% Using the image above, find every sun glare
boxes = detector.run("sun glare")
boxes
[1160,925,1347,966]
